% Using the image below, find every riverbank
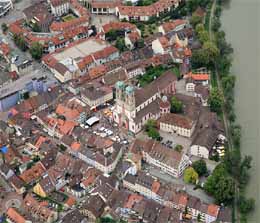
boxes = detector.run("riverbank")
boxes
[220,0,260,222]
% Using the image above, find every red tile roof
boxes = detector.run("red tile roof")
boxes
[127,31,141,43]
[71,141,81,151]
[19,162,46,184]
[187,72,210,81]
[151,181,160,193]
[102,21,137,33]
[89,65,107,79]
[6,208,26,223]
[93,46,118,60]
[65,196,76,207]
[77,55,94,71]
[207,204,219,217]
[179,194,188,206]
[118,0,178,17]
[0,42,10,56]
[161,19,187,33]
[50,17,88,32]
[124,194,143,209]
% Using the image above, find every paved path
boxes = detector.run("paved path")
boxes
[208,1,238,221]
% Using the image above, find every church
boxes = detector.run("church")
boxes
[113,71,177,134]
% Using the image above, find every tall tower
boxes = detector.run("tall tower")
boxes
[125,85,135,111]
[115,81,125,104]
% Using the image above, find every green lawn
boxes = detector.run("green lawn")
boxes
[62,14,76,22]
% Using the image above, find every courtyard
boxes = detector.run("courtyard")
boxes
[62,13,76,22]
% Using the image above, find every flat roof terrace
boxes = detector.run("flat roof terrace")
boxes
[53,39,110,61]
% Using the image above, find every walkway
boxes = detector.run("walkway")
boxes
[208,1,238,221]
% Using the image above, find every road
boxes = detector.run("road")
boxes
[0,0,33,24]
[0,175,12,192]
[208,1,238,221]
[147,166,214,204]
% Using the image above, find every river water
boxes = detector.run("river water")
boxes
[221,0,260,221]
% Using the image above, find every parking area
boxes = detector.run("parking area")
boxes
[159,131,191,154]
[81,104,131,146]
[175,79,194,97]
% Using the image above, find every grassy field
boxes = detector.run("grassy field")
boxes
[62,14,76,22]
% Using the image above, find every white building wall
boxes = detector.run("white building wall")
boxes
[190,145,209,159]
[152,39,165,54]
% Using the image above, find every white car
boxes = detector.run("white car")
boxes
[99,127,105,131]
[122,140,128,145]
[107,130,113,136]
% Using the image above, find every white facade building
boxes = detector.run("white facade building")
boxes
[50,0,70,16]
[0,0,13,17]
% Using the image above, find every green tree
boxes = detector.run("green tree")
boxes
[192,41,219,68]
[145,119,160,141]
[202,41,220,63]
[32,23,41,32]
[212,17,221,32]
[197,30,210,43]
[239,196,255,214]
[29,42,43,60]
[145,119,157,131]
[222,75,235,95]
[204,164,235,205]
[224,148,241,178]
[184,167,199,184]
[105,29,117,41]
[170,96,183,113]
[125,1,133,5]
[190,14,203,27]
[115,37,126,52]
[174,144,183,152]
[135,38,145,48]
[208,88,223,113]
[239,155,253,187]
[195,23,204,34]
[1,23,8,33]
[215,31,233,56]
[230,124,241,148]
[13,34,27,51]
[147,128,160,141]
[192,159,207,176]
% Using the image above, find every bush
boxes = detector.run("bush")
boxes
[239,196,255,214]
[170,96,183,113]
[1,23,8,33]
[29,42,43,60]
[174,144,183,152]
[184,167,199,184]
[208,88,223,114]
[192,159,207,176]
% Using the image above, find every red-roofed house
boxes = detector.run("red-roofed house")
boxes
[206,204,220,223]
[19,162,46,184]
[152,36,170,54]
[0,41,10,62]
[6,208,30,223]
[125,31,141,50]
[116,0,180,21]
[158,19,188,34]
